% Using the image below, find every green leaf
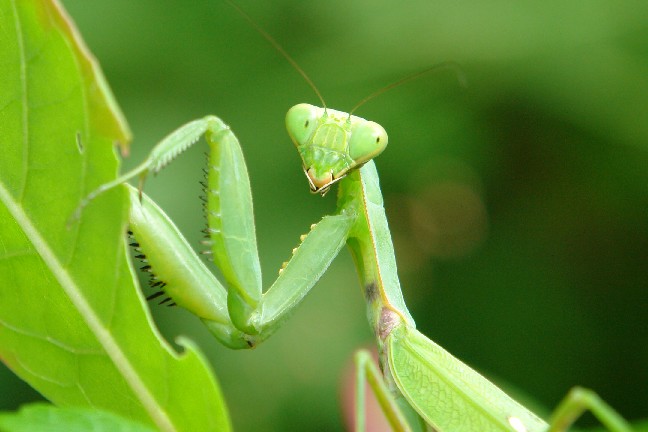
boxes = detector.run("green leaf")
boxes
[0,1,230,431]
[0,403,156,432]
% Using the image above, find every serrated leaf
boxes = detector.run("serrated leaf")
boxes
[0,403,156,432]
[0,1,230,431]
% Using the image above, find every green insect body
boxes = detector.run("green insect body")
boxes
[87,97,633,431]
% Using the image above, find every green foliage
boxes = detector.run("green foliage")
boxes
[0,403,155,432]
[0,1,229,430]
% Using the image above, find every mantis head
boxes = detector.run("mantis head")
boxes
[286,103,388,195]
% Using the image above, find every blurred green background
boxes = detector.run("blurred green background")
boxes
[3,0,647,430]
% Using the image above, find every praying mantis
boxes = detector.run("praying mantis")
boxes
[74,3,638,432]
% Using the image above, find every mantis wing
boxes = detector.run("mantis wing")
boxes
[387,324,548,432]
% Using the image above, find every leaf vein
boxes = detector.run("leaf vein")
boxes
[10,0,29,203]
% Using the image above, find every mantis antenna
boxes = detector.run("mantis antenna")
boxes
[348,61,467,116]
[223,1,465,119]
[223,0,327,110]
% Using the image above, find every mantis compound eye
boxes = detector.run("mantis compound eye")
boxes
[285,103,320,147]
[348,121,388,165]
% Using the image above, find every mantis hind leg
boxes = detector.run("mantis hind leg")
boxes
[547,387,633,432]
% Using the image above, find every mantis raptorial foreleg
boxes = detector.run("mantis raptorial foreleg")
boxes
[91,116,354,348]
